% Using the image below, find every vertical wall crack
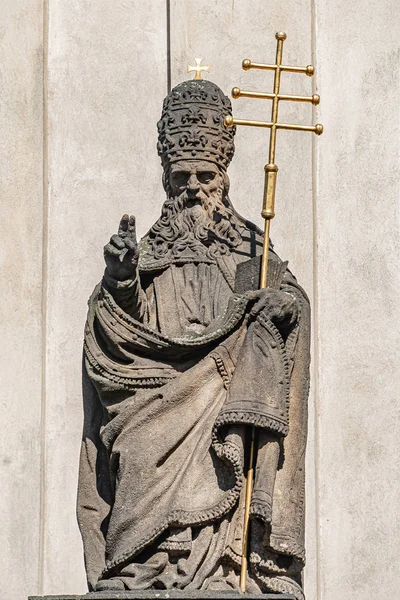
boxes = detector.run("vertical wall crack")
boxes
[311,0,322,598]
[39,0,49,593]
[166,0,171,93]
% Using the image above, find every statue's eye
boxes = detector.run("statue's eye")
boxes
[198,172,215,184]
[171,172,189,187]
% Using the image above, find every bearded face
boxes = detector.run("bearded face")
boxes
[148,160,242,260]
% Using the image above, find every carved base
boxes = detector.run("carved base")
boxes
[29,592,296,600]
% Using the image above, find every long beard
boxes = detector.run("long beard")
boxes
[147,186,242,261]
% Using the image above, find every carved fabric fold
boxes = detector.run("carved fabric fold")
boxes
[78,247,310,600]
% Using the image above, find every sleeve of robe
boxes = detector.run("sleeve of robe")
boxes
[77,358,114,590]
[102,268,148,321]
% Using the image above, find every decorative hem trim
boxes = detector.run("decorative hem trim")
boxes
[213,410,289,437]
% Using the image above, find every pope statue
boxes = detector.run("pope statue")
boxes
[78,78,311,600]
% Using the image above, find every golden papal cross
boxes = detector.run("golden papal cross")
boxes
[224,31,323,594]
[187,58,210,80]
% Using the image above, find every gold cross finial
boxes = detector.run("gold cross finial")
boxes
[224,31,323,289]
[187,58,210,80]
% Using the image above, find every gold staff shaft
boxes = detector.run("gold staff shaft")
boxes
[240,35,285,594]
[239,426,255,592]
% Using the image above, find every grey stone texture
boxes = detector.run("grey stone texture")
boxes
[313,0,400,597]
[0,1,399,600]
[78,79,310,599]
[0,1,44,598]
[42,1,168,594]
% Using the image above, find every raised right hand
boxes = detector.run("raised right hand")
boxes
[104,214,139,281]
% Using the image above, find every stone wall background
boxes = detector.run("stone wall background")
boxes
[0,1,399,599]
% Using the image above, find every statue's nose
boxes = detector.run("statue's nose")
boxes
[187,174,200,195]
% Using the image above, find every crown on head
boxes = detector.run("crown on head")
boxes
[157,80,236,171]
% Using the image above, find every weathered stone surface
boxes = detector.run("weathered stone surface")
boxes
[0,2,44,600]
[78,79,310,599]
[314,0,400,599]
[42,1,168,594]
[2,1,399,600]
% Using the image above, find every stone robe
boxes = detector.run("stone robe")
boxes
[78,219,310,599]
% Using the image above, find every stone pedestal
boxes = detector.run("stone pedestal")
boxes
[29,592,296,600]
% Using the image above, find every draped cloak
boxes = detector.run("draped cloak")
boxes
[78,219,311,599]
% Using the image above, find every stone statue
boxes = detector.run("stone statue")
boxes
[78,79,311,600]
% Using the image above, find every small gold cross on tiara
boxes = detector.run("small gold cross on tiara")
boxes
[187,58,210,81]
